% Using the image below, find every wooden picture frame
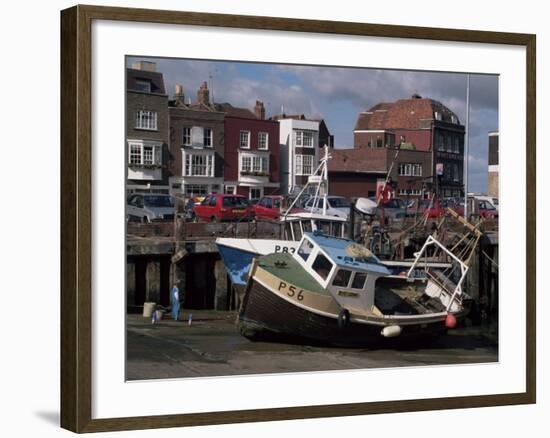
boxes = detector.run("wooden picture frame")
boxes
[60,4,536,433]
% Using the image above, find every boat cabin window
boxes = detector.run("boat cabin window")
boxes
[332,269,352,287]
[332,222,342,238]
[284,222,293,240]
[351,272,368,289]
[302,220,312,233]
[292,221,303,240]
[312,253,334,280]
[297,239,314,262]
[320,220,331,235]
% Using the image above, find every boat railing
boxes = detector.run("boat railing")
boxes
[406,235,469,312]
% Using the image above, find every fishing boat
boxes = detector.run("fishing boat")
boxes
[216,146,444,288]
[238,231,472,346]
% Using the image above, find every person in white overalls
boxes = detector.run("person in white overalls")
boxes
[171,284,181,321]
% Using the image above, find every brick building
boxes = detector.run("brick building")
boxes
[220,100,281,199]
[126,61,169,193]
[488,131,499,198]
[167,82,225,197]
[353,94,465,198]
[328,147,431,199]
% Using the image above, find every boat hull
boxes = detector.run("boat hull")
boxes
[239,276,452,347]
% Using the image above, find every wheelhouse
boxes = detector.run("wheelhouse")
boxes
[282,214,348,241]
[294,232,391,311]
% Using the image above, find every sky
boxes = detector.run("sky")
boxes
[127,57,498,193]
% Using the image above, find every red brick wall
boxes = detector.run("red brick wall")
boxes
[224,116,280,183]
[328,172,380,199]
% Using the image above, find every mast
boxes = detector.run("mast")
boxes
[464,74,470,219]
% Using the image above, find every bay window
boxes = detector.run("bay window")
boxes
[296,154,314,175]
[127,141,161,166]
[184,153,214,177]
[295,130,314,147]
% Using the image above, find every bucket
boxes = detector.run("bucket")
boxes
[143,302,156,318]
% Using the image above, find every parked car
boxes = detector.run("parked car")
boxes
[373,197,413,219]
[254,195,304,220]
[192,194,252,222]
[304,196,351,218]
[127,193,175,223]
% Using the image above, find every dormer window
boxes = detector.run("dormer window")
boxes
[135,79,152,93]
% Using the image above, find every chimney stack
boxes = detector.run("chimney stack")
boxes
[254,100,265,120]
[197,81,210,105]
[131,61,156,72]
[174,84,185,105]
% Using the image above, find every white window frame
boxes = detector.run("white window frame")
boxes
[203,128,213,147]
[240,130,251,149]
[295,154,314,176]
[250,187,263,200]
[240,153,269,175]
[258,132,269,150]
[295,130,314,148]
[127,141,162,166]
[398,163,422,177]
[182,127,191,146]
[184,153,215,177]
[134,110,158,130]
[225,185,236,195]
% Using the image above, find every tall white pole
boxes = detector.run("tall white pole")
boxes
[464,74,470,219]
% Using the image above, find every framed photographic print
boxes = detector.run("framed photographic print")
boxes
[60,4,536,433]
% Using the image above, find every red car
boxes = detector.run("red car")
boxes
[254,195,304,220]
[193,194,252,222]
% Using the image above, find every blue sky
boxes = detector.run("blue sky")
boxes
[128,57,498,193]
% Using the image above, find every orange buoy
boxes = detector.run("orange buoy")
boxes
[445,313,457,329]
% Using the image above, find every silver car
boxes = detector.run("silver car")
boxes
[127,193,175,223]
[304,196,351,218]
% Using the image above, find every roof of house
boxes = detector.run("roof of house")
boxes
[126,68,166,95]
[213,103,257,119]
[354,95,460,131]
[327,148,387,174]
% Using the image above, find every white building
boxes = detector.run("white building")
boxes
[277,118,320,195]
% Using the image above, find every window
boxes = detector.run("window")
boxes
[258,132,269,150]
[250,188,262,200]
[291,221,303,240]
[453,163,460,182]
[398,188,422,196]
[295,131,314,147]
[333,269,352,287]
[446,134,453,152]
[241,156,251,173]
[134,79,151,93]
[129,143,141,164]
[400,135,406,144]
[184,153,214,177]
[185,184,209,196]
[203,128,213,147]
[135,110,157,130]
[436,132,445,151]
[398,163,422,177]
[453,137,460,154]
[351,272,367,289]
[376,136,383,148]
[295,155,314,175]
[225,186,236,195]
[312,253,334,280]
[297,239,314,262]
[128,142,161,166]
[240,131,250,148]
[182,127,191,146]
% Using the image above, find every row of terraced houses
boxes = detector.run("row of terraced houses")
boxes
[127,61,467,201]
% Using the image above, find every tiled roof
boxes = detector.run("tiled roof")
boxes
[213,103,257,119]
[354,96,460,131]
[126,68,166,95]
[328,148,387,173]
